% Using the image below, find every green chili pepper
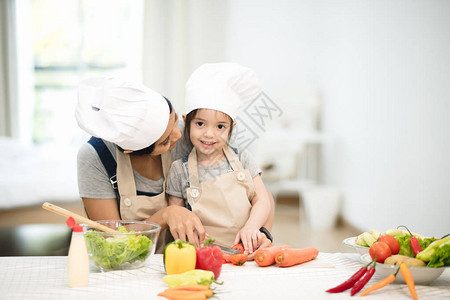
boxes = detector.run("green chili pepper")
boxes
[162,269,223,287]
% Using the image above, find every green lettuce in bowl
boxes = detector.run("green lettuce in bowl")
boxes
[84,221,160,271]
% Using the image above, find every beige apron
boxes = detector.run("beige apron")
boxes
[116,149,173,253]
[186,145,255,247]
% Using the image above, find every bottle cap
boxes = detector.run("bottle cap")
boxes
[66,217,83,232]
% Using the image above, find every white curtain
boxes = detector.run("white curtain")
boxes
[0,0,34,142]
[142,0,228,111]
[0,0,14,137]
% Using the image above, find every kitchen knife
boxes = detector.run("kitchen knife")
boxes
[212,244,242,254]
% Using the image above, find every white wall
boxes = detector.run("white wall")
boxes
[317,1,450,237]
[222,0,450,237]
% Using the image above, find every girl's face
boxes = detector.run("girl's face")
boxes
[188,109,233,160]
[151,111,181,156]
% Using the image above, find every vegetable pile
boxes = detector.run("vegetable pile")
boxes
[84,226,152,270]
[159,239,319,299]
[326,255,419,298]
[328,226,450,298]
[355,226,449,267]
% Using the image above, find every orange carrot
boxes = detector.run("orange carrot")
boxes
[359,267,401,297]
[158,288,213,300]
[399,263,418,300]
[254,245,291,267]
[274,247,318,267]
[359,274,395,297]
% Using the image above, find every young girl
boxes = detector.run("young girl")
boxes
[166,63,271,254]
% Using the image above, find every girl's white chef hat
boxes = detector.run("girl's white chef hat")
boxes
[185,62,262,120]
[75,77,170,151]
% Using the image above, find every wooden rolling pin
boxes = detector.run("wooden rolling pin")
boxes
[42,202,118,233]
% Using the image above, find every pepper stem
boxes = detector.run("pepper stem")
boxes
[175,239,185,249]
[397,225,414,237]
[366,256,377,268]
[213,279,224,285]
[204,238,215,247]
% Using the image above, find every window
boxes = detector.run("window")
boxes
[17,0,143,145]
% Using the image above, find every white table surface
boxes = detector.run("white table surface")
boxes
[1,253,449,300]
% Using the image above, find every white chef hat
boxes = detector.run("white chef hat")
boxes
[185,62,262,120]
[75,77,170,151]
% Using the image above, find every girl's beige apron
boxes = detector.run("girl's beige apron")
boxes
[186,145,255,247]
[116,149,173,253]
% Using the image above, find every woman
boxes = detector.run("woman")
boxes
[75,76,274,254]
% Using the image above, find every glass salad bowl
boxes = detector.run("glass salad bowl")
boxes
[83,220,161,272]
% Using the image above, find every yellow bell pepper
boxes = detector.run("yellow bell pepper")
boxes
[164,239,196,275]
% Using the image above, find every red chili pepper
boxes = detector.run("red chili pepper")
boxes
[326,259,375,293]
[398,225,422,256]
[350,266,376,296]
[410,236,422,256]
[195,238,223,280]
[326,267,367,293]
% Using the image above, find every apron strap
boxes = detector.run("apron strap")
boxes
[117,149,170,198]
[223,145,244,171]
[187,145,244,188]
[160,151,171,193]
[87,137,120,204]
[116,148,138,197]
[187,148,201,189]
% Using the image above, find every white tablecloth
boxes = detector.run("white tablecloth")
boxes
[1,253,449,300]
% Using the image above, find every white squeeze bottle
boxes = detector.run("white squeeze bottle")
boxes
[66,217,89,287]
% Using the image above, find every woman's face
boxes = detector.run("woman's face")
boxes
[151,111,181,156]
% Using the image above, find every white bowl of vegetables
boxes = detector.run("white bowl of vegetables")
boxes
[84,220,161,272]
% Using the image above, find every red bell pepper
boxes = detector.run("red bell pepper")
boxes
[195,238,223,280]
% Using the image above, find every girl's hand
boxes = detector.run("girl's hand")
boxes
[247,233,272,260]
[162,206,206,247]
[234,226,262,254]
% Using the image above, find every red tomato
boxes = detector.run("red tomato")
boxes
[369,242,392,263]
[378,234,400,255]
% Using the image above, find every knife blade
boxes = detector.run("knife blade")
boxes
[212,244,241,254]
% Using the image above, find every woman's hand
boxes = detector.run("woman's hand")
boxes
[162,206,206,247]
